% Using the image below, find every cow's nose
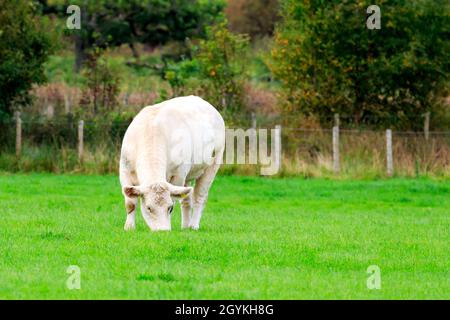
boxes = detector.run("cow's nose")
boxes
[153,226,171,232]
[150,224,171,232]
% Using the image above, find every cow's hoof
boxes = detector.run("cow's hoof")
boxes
[124,222,136,231]
[189,225,200,231]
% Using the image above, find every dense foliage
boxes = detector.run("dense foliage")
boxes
[226,0,280,39]
[196,21,250,115]
[1,0,448,131]
[0,0,55,120]
[0,1,448,176]
[271,0,450,129]
[37,0,225,70]
[160,20,252,118]
[79,50,122,115]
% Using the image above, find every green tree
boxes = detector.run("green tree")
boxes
[271,0,450,129]
[0,0,55,120]
[79,49,122,116]
[226,0,280,39]
[196,21,250,115]
[38,0,225,71]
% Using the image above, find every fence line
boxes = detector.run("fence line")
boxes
[281,128,450,135]
[5,114,450,176]
[7,117,450,135]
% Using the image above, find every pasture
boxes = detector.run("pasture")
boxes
[0,174,448,299]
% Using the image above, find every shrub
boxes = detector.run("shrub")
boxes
[79,49,122,115]
[226,0,280,39]
[270,0,450,130]
[164,59,200,97]
[195,21,250,118]
[0,0,55,120]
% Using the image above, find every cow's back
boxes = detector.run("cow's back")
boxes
[121,96,225,182]
[156,96,225,176]
[156,95,225,149]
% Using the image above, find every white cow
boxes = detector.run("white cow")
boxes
[119,96,225,231]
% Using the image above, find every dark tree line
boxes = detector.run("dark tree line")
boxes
[0,0,55,120]
[36,0,225,70]
[271,0,450,129]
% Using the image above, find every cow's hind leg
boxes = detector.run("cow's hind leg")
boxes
[190,162,221,230]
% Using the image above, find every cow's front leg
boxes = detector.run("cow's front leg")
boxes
[180,194,192,229]
[124,197,137,231]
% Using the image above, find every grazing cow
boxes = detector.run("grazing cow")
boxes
[119,96,225,231]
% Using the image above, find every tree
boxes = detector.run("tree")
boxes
[270,0,450,129]
[195,21,250,116]
[0,0,55,120]
[226,0,280,39]
[79,49,122,115]
[38,0,226,71]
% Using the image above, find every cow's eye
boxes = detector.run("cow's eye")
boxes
[168,205,174,214]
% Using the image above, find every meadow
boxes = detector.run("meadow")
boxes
[0,174,449,299]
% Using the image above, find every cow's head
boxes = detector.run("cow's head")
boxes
[123,182,192,231]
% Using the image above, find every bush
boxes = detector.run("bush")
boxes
[0,0,55,120]
[164,59,200,97]
[226,0,280,39]
[195,21,250,118]
[79,49,122,115]
[270,0,450,130]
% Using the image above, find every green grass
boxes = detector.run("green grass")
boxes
[0,174,449,299]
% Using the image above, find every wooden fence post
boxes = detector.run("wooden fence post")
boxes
[251,112,257,129]
[123,92,129,107]
[64,93,71,114]
[386,129,393,177]
[334,113,340,127]
[424,112,430,141]
[333,114,340,174]
[78,120,84,162]
[15,111,22,158]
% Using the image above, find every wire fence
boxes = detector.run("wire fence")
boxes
[0,113,449,176]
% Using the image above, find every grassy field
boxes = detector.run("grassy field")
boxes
[0,174,448,299]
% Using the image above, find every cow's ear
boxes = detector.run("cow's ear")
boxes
[167,184,193,199]
[123,186,142,198]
